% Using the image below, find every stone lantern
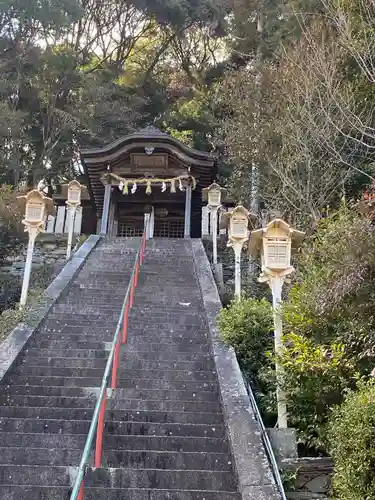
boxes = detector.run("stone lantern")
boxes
[220,206,255,298]
[17,190,55,307]
[202,183,227,265]
[63,181,83,259]
[249,219,305,278]
[248,219,305,428]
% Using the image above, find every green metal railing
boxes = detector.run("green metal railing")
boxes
[70,231,147,500]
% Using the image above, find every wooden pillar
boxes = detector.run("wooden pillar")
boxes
[184,184,192,238]
[108,200,115,237]
[100,184,111,235]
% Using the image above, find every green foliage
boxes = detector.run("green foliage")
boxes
[0,0,226,188]
[328,380,375,500]
[284,206,375,367]
[0,185,26,265]
[0,274,21,313]
[279,333,358,449]
[0,263,57,341]
[217,297,273,385]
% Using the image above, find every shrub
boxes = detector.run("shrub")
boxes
[0,274,21,313]
[217,297,274,386]
[328,380,375,500]
[280,333,358,450]
[0,264,57,342]
[283,205,375,369]
[0,185,26,265]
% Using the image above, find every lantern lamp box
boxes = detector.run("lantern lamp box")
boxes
[220,205,252,241]
[248,219,305,272]
[68,181,82,204]
[202,183,227,207]
[17,189,55,225]
[26,203,44,223]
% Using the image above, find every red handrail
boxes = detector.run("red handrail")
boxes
[71,231,147,500]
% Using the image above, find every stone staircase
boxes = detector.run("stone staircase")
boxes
[0,238,242,499]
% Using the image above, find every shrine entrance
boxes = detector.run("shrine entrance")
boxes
[153,206,185,238]
[116,202,186,239]
[80,126,215,238]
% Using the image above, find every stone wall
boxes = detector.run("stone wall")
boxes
[0,234,80,312]
[283,457,332,499]
[1,234,79,277]
[202,236,269,304]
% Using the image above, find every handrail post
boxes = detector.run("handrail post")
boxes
[95,390,107,468]
[122,300,129,344]
[77,482,84,500]
[130,276,135,308]
[111,339,120,389]
[140,236,144,265]
[135,260,140,287]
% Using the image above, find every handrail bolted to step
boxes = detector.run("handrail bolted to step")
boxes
[70,231,147,500]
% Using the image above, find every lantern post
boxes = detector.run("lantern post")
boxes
[202,183,227,265]
[221,206,251,298]
[65,181,82,260]
[17,190,55,308]
[248,219,305,428]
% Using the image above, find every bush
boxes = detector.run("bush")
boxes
[0,185,26,265]
[279,333,358,450]
[217,297,274,387]
[283,205,375,370]
[0,264,57,342]
[0,274,21,313]
[328,380,375,500]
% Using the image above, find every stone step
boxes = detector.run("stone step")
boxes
[20,357,108,369]
[117,358,215,371]
[35,332,116,342]
[1,385,99,398]
[119,350,213,363]
[0,465,237,491]
[46,313,122,322]
[25,348,108,359]
[30,338,209,350]
[0,406,223,425]
[0,447,232,471]
[47,310,206,323]
[40,323,207,335]
[0,395,222,413]
[0,488,240,500]
[110,388,220,403]
[20,356,214,371]
[51,305,125,314]
[0,418,224,438]
[8,375,218,392]
[25,348,213,363]
[0,433,229,453]
[12,366,217,382]
[29,339,109,350]
[85,467,237,491]
[108,398,222,413]
[0,447,83,466]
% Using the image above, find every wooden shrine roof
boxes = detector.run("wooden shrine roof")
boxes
[80,127,216,214]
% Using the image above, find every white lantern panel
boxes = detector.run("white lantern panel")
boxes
[26,203,43,222]
[209,190,221,206]
[69,190,80,203]
[231,219,247,238]
[266,240,289,268]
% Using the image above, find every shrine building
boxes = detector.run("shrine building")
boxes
[80,126,216,238]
